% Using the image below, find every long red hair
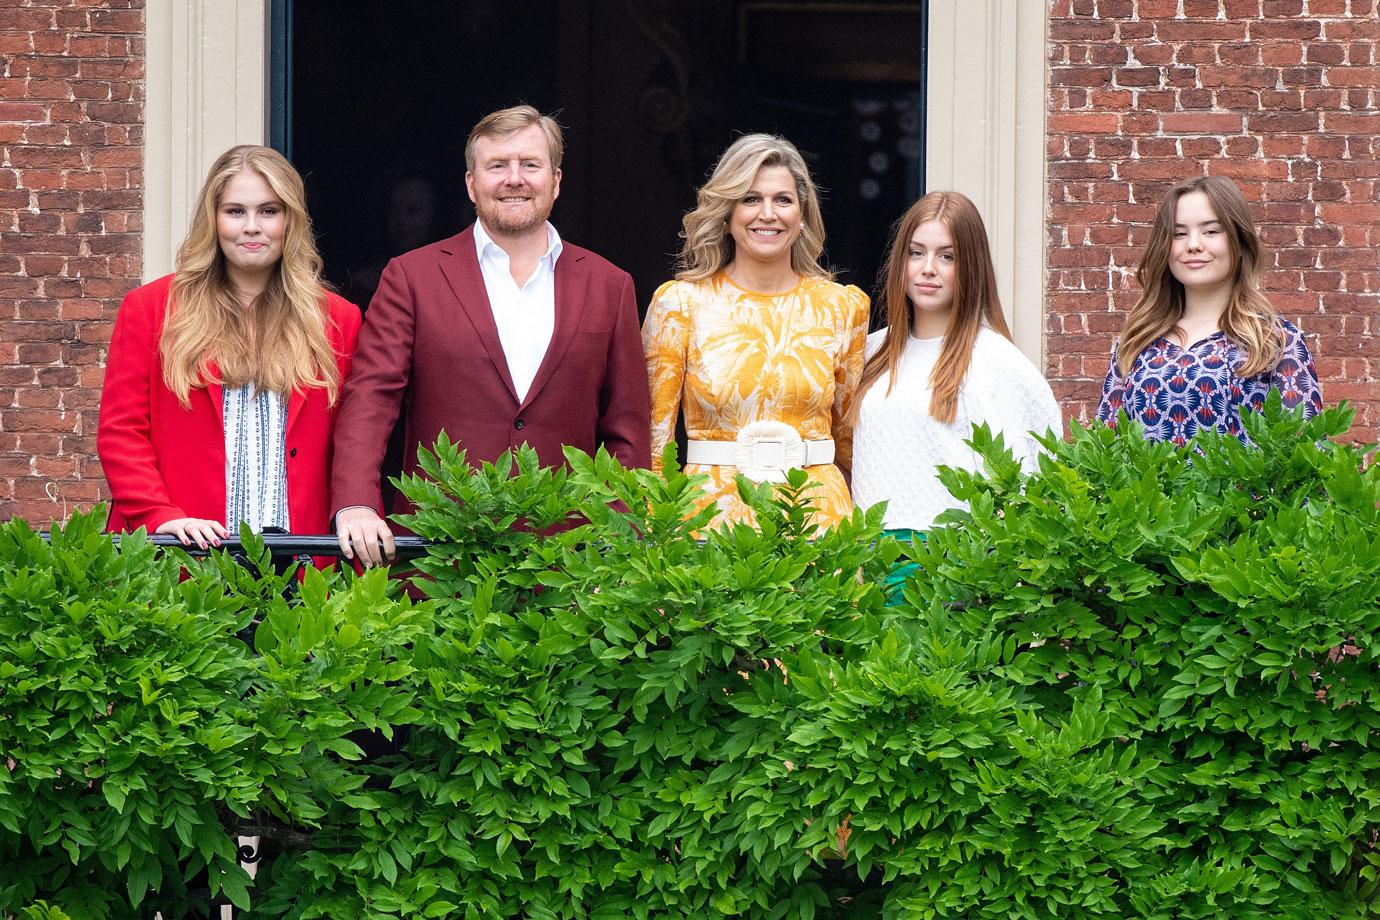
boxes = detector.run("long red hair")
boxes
[854,191,1011,424]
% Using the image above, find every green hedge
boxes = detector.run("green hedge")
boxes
[1,397,1376,918]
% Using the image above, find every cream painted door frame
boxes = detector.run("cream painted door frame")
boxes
[143,0,268,280]
[925,0,1048,365]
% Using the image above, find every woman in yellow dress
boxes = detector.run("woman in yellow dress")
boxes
[643,134,870,529]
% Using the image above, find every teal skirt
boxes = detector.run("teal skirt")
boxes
[883,528,926,605]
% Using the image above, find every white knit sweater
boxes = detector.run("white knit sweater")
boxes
[851,326,1062,531]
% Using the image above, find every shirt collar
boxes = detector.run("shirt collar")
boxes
[473,219,563,265]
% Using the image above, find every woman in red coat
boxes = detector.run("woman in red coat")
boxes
[98,145,361,548]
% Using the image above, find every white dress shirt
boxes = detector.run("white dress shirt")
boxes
[473,219,562,403]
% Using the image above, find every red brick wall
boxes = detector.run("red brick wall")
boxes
[1047,0,1380,444]
[0,0,141,525]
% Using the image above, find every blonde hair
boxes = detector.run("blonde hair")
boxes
[853,191,1011,425]
[161,145,339,406]
[675,133,831,282]
[464,104,564,172]
[1117,174,1282,377]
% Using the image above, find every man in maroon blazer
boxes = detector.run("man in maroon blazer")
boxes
[332,105,651,565]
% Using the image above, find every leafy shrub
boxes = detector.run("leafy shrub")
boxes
[906,394,1380,918]
[0,520,417,917]
[240,439,1155,918]
[1,397,1375,918]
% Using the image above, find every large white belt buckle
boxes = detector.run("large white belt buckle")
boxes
[735,421,805,483]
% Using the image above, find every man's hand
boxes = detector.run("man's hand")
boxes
[156,517,230,550]
[335,506,396,567]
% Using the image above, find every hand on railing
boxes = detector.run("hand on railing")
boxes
[334,506,398,568]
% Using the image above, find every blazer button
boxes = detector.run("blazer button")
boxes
[289,448,298,458]
[514,419,525,430]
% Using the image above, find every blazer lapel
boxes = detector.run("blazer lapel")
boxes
[438,227,520,404]
[521,250,589,410]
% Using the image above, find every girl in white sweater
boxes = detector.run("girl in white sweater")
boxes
[850,191,1061,592]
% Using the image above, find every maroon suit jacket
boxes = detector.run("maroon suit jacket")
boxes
[331,225,652,517]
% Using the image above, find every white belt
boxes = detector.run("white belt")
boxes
[686,421,835,484]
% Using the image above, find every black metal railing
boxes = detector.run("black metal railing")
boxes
[127,533,431,563]
[42,531,431,569]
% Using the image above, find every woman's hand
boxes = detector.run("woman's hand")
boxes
[155,517,230,549]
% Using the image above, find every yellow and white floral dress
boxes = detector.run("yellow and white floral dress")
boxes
[642,272,870,529]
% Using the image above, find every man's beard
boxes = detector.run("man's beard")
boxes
[477,193,548,235]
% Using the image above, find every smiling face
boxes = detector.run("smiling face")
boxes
[727,165,802,271]
[1169,190,1234,298]
[216,169,285,287]
[465,123,561,240]
[905,219,956,338]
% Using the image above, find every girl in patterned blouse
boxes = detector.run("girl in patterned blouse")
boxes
[1096,175,1322,445]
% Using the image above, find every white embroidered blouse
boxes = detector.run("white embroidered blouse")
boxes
[223,384,290,533]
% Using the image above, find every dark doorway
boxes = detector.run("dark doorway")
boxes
[276,0,925,312]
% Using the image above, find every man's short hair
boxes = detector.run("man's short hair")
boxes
[464,105,565,173]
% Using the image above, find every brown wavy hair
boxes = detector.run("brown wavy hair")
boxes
[162,145,340,406]
[853,191,1011,425]
[1116,174,1281,377]
[675,133,831,282]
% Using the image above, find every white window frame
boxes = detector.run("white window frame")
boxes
[926,0,1048,365]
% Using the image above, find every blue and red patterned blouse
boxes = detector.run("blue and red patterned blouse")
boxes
[1096,320,1323,445]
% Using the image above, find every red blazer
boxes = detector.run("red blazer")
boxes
[97,274,363,534]
[331,225,652,516]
